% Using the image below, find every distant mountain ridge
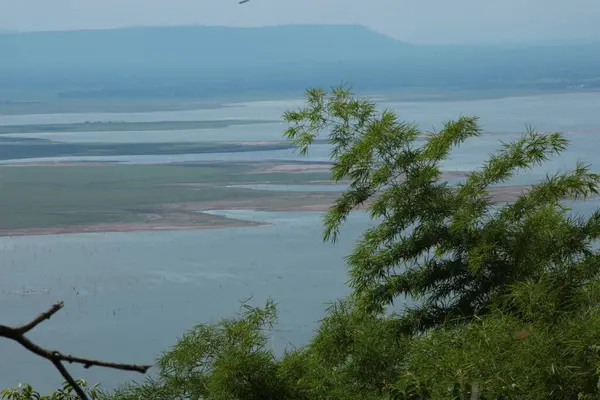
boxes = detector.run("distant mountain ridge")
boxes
[1,24,599,99]
[0,24,410,74]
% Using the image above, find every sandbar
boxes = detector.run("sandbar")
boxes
[0,212,264,237]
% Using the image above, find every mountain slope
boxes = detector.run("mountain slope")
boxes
[1,24,599,99]
[0,24,410,75]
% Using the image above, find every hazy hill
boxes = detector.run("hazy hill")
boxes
[0,25,410,75]
[1,24,599,100]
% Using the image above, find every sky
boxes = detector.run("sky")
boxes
[0,0,599,44]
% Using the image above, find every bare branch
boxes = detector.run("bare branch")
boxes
[62,352,151,373]
[16,301,64,334]
[0,302,152,400]
[51,358,90,400]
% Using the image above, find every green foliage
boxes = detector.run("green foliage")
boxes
[284,86,600,398]
[7,86,600,399]
[285,85,600,337]
[103,298,407,400]
[1,380,101,400]
[105,299,305,400]
[392,308,600,399]
[298,299,409,399]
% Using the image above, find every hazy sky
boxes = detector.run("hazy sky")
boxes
[0,0,599,44]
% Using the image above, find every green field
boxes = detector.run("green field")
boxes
[0,162,334,232]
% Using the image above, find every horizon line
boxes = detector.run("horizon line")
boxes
[2,24,599,47]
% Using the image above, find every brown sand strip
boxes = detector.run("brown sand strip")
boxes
[2,161,121,167]
[0,184,548,237]
[0,212,264,237]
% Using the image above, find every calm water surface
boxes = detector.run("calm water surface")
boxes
[1,93,599,133]
[228,183,347,192]
[0,144,333,164]
[0,100,304,125]
[0,211,373,391]
[2,123,286,143]
[0,93,599,175]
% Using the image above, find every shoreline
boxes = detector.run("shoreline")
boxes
[0,212,266,238]
[0,184,535,238]
[0,223,262,238]
[0,222,266,238]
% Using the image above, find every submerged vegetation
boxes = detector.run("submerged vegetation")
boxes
[5,86,600,399]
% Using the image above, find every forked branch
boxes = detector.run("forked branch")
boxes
[0,301,152,400]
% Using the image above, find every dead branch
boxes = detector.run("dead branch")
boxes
[0,301,152,400]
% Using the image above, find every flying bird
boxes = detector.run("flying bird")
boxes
[239,0,250,3]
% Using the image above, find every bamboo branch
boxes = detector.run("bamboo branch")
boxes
[0,301,152,400]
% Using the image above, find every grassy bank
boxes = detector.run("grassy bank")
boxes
[0,162,335,233]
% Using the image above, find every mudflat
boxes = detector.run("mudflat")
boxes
[0,153,546,237]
